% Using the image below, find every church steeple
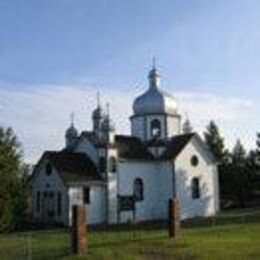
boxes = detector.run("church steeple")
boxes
[182,115,193,134]
[92,92,105,133]
[148,57,161,89]
[65,112,78,149]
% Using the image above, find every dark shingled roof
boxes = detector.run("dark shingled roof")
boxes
[42,151,101,183]
[160,133,195,160]
[115,135,154,160]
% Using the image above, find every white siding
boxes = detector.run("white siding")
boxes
[68,185,106,226]
[175,138,219,219]
[131,117,145,140]
[166,115,181,137]
[32,160,69,225]
[74,138,99,166]
[107,149,119,224]
[116,161,173,223]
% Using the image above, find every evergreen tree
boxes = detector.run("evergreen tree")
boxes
[0,127,29,232]
[204,120,228,163]
[255,132,260,166]
[231,139,246,164]
[230,139,255,207]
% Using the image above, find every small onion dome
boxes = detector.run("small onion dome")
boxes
[101,116,115,132]
[65,124,78,139]
[183,118,193,134]
[92,105,105,119]
[133,67,178,116]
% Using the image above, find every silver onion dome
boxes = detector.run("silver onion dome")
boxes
[92,105,105,119]
[101,116,115,132]
[133,66,178,116]
[65,123,78,139]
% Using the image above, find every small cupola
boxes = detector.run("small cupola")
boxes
[65,113,78,149]
[182,117,193,134]
[92,92,106,134]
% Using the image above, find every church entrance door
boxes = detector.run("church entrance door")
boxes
[42,191,55,223]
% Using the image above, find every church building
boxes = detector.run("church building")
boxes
[31,64,219,226]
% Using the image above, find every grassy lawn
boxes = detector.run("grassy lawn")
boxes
[1,212,260,259]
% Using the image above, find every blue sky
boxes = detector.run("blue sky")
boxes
[0,0,260,162]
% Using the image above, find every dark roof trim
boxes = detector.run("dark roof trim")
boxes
[115,135,154,160]
[159,133,195,160]
[130,113,181,120]
[31,151,102,184]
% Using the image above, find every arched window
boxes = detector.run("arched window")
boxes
[99,157,106,173]
[45,163,52,176]
[191,155,199,167]
[133,178,144,201]
[192,177,200,199]
[151,119,161,138]
[36,191,40,213]
[57,191,62,216]
[109,157,117,173]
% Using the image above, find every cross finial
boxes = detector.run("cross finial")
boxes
[106,102,110,118]
[152,56,156,70]
[97,91,100,107]
[70,112,75,126]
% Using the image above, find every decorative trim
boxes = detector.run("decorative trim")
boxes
[130,113,181,120]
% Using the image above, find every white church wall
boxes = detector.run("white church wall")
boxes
[131,116,145,141]
[32,160,69,226]
[107,149,119,224]
[87,185,106,224]
[166,115,181,137]
[117,160,173,223]
[74,138,99,166]
[68,184,106,226]
[175,138,219,220]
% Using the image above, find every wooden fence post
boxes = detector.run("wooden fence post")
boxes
[71,205,87,254]
[168,198,180,238]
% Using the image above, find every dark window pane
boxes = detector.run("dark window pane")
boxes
[133,178,144,201]
[151,119,161,138]
[57,191,62,216]
[37,191,40,213]
[99,157,106,172]
[46,163,52,176]
[83,187,90,204]
[192,177,200,199]
[109,157,117,173]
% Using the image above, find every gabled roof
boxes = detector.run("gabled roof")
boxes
[115,135,154,160]
[32,151,102,184]
[160,133,195,160]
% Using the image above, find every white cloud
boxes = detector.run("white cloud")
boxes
[0,84,258,163]
[177,91,258,150]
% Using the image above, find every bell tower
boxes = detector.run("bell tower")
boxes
[130,63,181,142]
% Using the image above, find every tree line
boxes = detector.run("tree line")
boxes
[204,120,260,209]
[0,127,30,232]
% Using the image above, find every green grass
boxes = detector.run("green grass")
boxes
[1,212,260,260]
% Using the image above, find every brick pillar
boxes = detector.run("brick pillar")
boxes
[168,198,180,238]
[71,205,87,254]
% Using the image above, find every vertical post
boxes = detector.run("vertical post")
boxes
[71,205,87,254]
[168,198,180,238]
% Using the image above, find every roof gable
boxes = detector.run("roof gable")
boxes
[160,133,216,163]
[115,135,154,160]
[32,151,102,184]
[160,133,195,160]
